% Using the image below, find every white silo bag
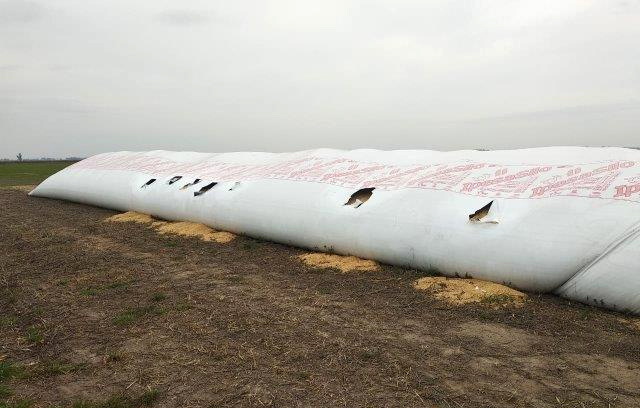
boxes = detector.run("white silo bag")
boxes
[29,147,640,314]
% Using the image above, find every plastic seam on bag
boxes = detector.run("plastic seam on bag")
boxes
[554,220,640,294]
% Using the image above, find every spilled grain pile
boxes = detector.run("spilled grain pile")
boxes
[154,221,235,243]
[107,211,155,224]
[297,253,379,273]
[106,211,235,243]
[414,276,526,306]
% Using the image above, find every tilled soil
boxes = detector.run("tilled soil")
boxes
[1,188,639,408]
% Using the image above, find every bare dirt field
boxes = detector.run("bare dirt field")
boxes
[1,187,640,408]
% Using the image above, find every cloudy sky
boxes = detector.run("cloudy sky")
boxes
[1,0,639,158]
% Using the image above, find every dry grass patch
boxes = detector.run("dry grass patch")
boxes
[618,317,640,332]
[297,253,379,273]
[105,211,235,243]
[1,185,37,192]
[414,276,526,306]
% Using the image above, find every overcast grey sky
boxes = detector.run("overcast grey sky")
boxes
[1,0,639,158]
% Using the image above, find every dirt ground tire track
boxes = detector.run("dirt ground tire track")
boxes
[0,188,639,408]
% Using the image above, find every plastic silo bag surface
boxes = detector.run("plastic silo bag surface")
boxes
[30,147,640,314]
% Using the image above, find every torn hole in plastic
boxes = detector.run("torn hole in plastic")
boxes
[469,200,499,224]
[181,178,202,190]
[141,178,156,188]
[168,176,183,185]
[344,187,375,208]
[194,182,217,197]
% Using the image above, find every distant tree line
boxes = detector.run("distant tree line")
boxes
[0,154,84,162]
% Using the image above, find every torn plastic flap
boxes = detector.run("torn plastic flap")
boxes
[469,200,501,224]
